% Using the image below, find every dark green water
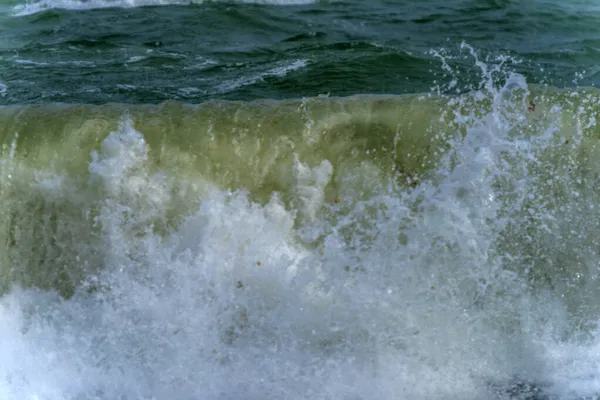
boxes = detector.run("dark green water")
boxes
[4,1,600,399]
[1,0,600,104]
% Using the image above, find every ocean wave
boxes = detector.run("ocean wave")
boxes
[12,0,322,16]
[4,81,600,398]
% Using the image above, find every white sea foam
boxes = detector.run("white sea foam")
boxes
[294,155,333,221]
[125,55,148,64]
[0,103,596,399]
[15,59,50,66]
[0,82,6,97]
[216,59,307,93]
[182,56,219,71]
[12,0,320,16]
[176,86,206,97]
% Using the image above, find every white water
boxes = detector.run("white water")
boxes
[12,0,322,17]
[3,56,600,400]
[215,59,308,94]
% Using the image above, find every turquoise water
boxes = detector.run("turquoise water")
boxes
[3,1,600,399]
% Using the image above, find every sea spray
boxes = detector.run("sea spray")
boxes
[3,50,600,399]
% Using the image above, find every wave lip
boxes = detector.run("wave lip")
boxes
[11,0,321,16]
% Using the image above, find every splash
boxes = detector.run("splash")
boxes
[2,46,600,399]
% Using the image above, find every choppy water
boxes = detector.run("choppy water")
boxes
[1,0,600,104]
[3,1,600,399]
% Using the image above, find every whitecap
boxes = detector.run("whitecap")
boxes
[12,0,322,16]
[215,59,307,93]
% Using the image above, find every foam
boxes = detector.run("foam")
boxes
[215,59,308,94]
[293,155,333,221]
[12,0,321,16]
[0,104,593,398]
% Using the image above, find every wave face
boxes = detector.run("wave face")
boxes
[3,68,600,399]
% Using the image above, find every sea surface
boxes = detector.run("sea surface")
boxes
[2,1,600,399]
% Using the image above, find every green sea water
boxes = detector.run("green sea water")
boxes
[0,0,600,103]
[3,1,600,399]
